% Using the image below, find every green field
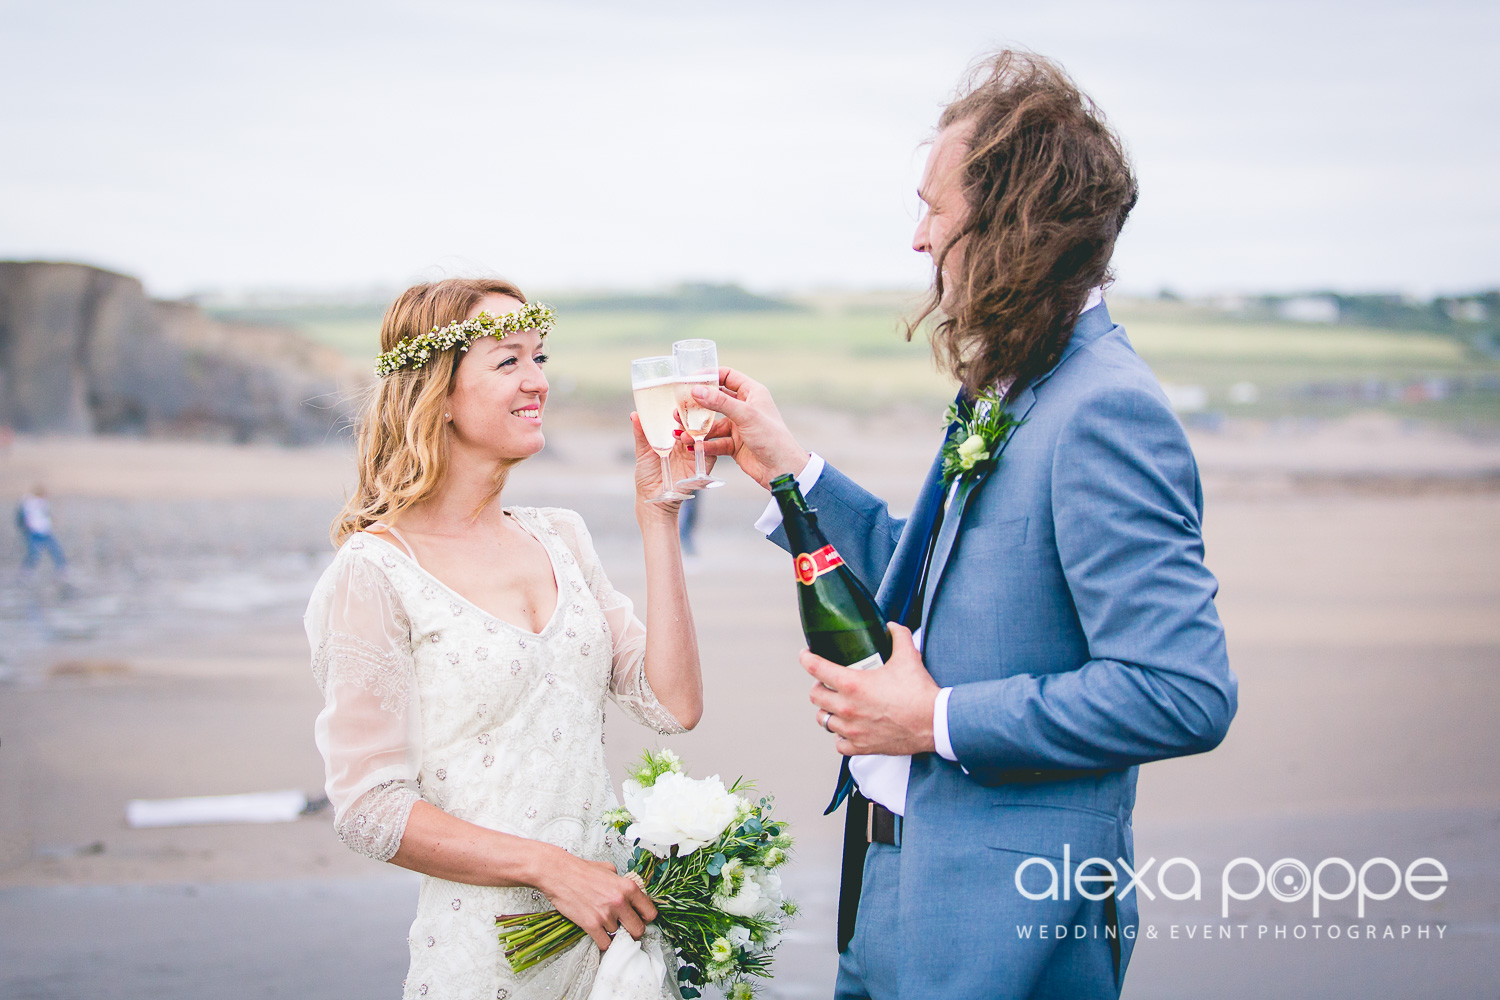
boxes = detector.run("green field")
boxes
[214,296,1500,425]
[1109,301,1499,424]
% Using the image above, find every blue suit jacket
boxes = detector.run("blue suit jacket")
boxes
[772,303,1237,995]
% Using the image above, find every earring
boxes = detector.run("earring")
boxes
[444,412,451,420]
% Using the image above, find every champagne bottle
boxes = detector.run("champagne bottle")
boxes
[771,473,892,669]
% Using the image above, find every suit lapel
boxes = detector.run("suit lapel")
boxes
[876,445,948,621]
[919,384,1038,628]
[915,302,1118,628]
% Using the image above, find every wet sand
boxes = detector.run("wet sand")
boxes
[1,412,1498,997]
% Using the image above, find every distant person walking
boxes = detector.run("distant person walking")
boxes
[17,485,67,573]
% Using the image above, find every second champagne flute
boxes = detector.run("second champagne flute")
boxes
[671,338,724,491]
[631,356,694,504]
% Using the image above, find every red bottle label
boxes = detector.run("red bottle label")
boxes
[794,544,845,585]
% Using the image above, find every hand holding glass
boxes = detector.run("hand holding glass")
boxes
[631,356,695,504]
[671,339,724,491]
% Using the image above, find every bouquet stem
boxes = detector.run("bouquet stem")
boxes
[498,911,587,973]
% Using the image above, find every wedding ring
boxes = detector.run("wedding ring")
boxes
[820,711,834,732]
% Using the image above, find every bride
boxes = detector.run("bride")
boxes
[304,277,703,999]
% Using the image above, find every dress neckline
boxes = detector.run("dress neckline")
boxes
[359,507,566,638]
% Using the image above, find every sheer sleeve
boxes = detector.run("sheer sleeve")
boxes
[543,509,688,735]
[304,544,423,861]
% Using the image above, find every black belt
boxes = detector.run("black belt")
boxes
[866,800,902,847]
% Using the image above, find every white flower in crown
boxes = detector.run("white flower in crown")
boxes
[374,302,555,377]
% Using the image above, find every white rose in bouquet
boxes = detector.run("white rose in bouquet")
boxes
[751,869,783,919]
[714,859,785,920]
[622,771,742,858]
[753,869,785,950]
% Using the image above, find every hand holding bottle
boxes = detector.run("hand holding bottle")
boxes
[769,474,940,753]
[802,622,941,757]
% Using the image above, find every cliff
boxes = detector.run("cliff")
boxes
[0,261,364,443]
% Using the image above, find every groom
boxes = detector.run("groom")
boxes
[695,50,1237,999]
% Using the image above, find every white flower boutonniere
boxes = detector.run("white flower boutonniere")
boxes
[941,393,1023,485]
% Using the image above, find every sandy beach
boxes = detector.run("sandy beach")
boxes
[1,410,1498,998]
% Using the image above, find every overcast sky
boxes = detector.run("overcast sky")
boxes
[2,0,1496,298]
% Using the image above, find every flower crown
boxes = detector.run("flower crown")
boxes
[374,301,555,377]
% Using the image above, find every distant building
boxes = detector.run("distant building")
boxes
[1161,383,1208,413]
[1443,299,1488,323]
[1228,381,1260,405]
[1274,296,1339,324]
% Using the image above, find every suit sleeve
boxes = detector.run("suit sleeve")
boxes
[945,385,1237,771]
[768,461,906,598]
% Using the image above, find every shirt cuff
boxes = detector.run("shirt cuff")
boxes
[932,687,957,761]
[752,452,826,535]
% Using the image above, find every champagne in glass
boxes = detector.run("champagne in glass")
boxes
[671,338,724,490]
[631,356,694,504]
[674,375,717,437]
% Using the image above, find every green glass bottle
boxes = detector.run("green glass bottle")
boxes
[771,473,892,669]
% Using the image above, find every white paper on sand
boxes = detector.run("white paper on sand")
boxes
[587,930,669,1000]
[125,790,308,828]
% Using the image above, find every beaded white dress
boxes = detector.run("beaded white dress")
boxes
[304,507,686,1000]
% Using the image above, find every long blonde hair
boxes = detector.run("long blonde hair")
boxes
[333,277,529,545]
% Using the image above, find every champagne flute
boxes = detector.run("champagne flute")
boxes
[631,356,694,504]
[671,338,725,491]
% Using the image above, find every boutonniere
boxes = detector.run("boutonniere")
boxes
[941,392,1022,486]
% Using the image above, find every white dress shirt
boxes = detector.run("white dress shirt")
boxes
[20,496,52,535]
[753,289,1105,816]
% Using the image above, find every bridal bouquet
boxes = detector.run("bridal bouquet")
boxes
[497,750,796,999]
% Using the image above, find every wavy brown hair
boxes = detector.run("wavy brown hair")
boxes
[332,277,528,545]
[911,50,1138,398]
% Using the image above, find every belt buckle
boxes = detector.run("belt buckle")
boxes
[866,801,876,843]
